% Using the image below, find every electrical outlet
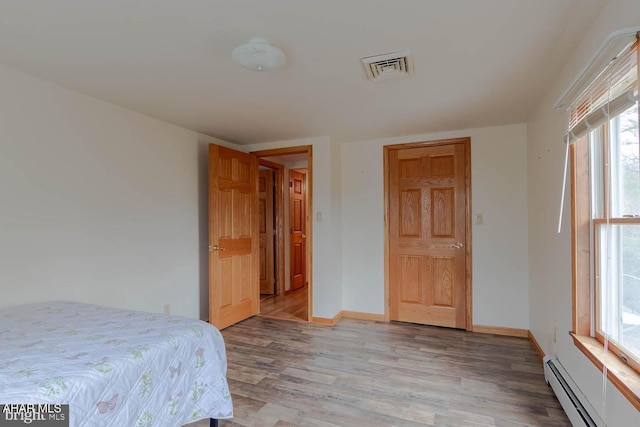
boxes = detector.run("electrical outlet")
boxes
[163,304,171,315]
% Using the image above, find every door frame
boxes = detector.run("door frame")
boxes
[251,145,313,322]
[258,158,285,297]
[383,137,472,330]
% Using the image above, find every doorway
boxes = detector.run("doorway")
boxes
[384,138,472,330]
[252,146,312,322]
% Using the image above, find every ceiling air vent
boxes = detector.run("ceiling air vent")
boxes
[361,50,414,81]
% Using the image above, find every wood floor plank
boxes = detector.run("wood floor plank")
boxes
[260,287,308,322]
[187,316,570,427]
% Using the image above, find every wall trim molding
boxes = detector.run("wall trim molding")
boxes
[312,310,386,325]
[528,331,545,359]
[472,324,529,338]
[342,311,385,322]
[312,311,343,325]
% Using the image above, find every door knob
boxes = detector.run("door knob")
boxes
[449,242,464,249]
[209,245,226,252]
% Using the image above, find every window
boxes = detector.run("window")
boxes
[592,103,640,367]
[570,35,640,409]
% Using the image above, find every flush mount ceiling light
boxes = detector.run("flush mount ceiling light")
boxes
[231,38,286,71]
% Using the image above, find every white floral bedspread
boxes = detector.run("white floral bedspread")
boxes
[0,301,233,426]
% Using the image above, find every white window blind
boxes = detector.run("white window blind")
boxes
[557,33,639,233]
[567,38,638,141]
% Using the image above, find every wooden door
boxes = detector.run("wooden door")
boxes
[289,169,307,291]
[388,140,470,329]
[209,144,259,329]
[259,169,275,295]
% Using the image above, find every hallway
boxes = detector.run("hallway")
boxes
[259,286,307,322]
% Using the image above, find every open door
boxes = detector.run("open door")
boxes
[209,144,259,329]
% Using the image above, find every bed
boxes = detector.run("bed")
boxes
[0,301,233,426]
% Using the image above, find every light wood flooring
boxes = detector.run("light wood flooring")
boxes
[192,316,570,427]
[259,287,308,322]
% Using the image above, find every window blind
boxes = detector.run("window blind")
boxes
[558,33,639,233]
[567,38,638,141]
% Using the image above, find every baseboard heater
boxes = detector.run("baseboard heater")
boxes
[543,356,602,426]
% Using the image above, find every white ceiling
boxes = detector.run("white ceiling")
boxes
[0,0,606,145]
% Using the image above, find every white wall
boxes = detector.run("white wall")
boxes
[244,137,342,319]
[0,65,239,319]
[341,124,530,329]
[0,62,342,321]
[330,137,343,316]
[527,0,640,423]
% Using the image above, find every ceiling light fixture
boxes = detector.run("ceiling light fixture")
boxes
[231,38,286,72]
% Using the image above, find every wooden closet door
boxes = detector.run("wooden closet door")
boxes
[388,141,469,329]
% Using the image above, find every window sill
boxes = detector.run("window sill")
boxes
[571,333,640,411]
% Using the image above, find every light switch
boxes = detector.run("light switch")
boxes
[475,214,483,225]
[316,211,323,222]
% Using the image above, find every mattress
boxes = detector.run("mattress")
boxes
[0,301,233,426]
